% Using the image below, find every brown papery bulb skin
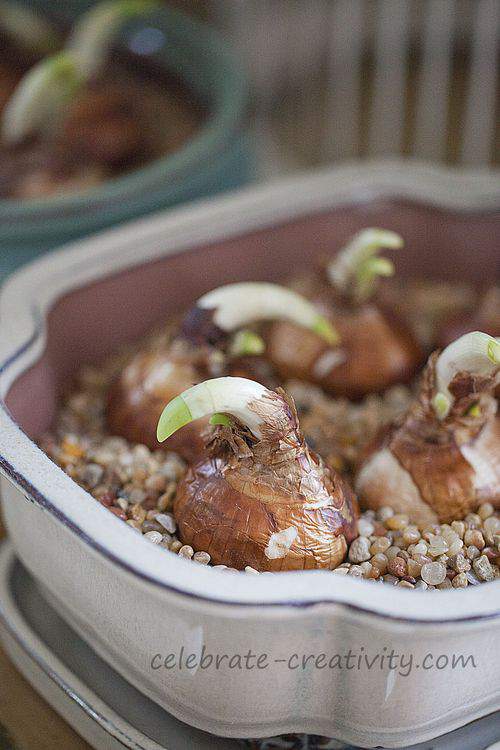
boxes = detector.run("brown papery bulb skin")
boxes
[356,354,500,525]
[268,304,422,399]
[106,349,207,462]
[174,397,359,572]
[106,347,276,462]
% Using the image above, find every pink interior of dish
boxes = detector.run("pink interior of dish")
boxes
[5,200,499,439]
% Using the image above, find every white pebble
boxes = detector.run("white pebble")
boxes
[357,518,375,537]
[144,531,163,545]
[193,551,211,565]
[348,536,371,563]
[421,562,447,586]
[155,513,177,534]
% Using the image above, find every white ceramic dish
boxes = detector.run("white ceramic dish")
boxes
[0,542,235,750]
[0,162,500,747]
[1,543,498,750]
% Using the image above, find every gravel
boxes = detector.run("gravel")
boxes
[39,322,500,588]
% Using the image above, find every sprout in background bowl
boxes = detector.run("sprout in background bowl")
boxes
[67,0,161,79]
[1,0,161,145]
[2,51,82,144]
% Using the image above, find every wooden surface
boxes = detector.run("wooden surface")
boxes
[0,515,92,750]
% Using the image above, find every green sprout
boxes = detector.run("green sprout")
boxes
[433,332,500,420]
[2,0,161,144]
[312,314,341,346]
[197,282,340,346]
[230,330,266,358]
[2,51,83,144]
[209,413,232,427]
[157,377,273,443]
[327,228,403,304]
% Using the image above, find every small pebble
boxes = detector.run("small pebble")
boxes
[427,534,449,557]
[407,558,423,578]
[387,557,407,578]
[411,541,428,556]
[126,519,142,531]
[449,553,471,573]
[81,463,104,488]
[451,521,466,539]
[464,529,485,549]
[421,562,447,586]
[370,537,391,555]
[466,571,481,586]
[483,517,500,545]
[403,527,421,545]
[144,530,163,545]
[370,553,388,574]
[359,561,374,578]
[437,578,453,590]
[478,503,494,520]
[155,513,177,534]
[414,580,428,591]
[447,537,464,556]
[145,473,167,493]
[383,574,398,585]
[332,567,349,576]
[473,554,495,582]
[466,545,481,561]
[386,514,409,531]
[484,547,499,561]
[357,518,375,537]
[452,573,468,588]
[193,551,211,565]
[465,513,482,528]
[386,546,402,560]
[128,488,147,505]
[348,536,371,563]
[130,503,146,524]
[109,507,126,520]
[142,520,163,534]
[178,545,194,559]
[348,565,364,577]
[377,506,394,522]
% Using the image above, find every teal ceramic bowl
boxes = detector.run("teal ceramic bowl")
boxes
[0,2,251,277]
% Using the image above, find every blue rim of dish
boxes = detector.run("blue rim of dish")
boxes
[0,4,248,226]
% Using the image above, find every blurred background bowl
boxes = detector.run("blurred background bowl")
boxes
[0,1,251,277]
